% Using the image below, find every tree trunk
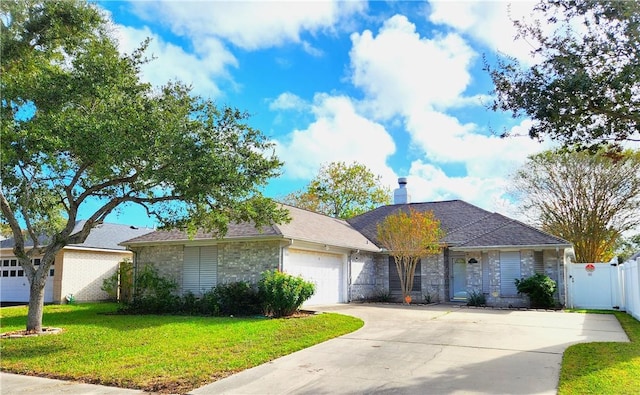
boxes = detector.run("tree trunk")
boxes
[27,277,46,332]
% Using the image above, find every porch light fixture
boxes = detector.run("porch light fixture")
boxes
[468,258,478,264]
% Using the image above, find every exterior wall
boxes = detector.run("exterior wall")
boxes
[133,245,184,286]
[421,253,446,303]
[59,249,132,302]
[132,240,280,296]
[479,249,565,308]
[349,252,377,301]
[217,241,280,285]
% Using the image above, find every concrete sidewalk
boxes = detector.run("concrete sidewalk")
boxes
[1,305,629,395]
[0,372,150,394]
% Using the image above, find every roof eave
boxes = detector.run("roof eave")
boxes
[449,243,573,251]
[121,234,285,247]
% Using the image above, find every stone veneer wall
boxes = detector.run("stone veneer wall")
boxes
[132,241,281,294]
[421,253,446,303]
[466,249,565,308]
[349,252,387,301]
[217,241,280,285]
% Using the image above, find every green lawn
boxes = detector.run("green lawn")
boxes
[558,311,640,395]
[0,303,363,394]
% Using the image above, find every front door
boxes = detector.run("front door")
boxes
[451,256,467,301]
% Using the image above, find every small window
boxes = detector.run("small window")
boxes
[49,269,55,276]
[1,270,7,277]
[33,259,41,266]
[17,270,24,277]
[2,260,9,267]
[10,270,16,277]
[10,259,17,266]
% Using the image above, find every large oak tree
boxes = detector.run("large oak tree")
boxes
[486,0,639,148]
[510,148,640,263]
[1,0,288,332]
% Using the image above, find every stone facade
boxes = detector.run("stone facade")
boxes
[217,241,280,285]
[131,241,568,308]
[421,253,446,303]
[134,245,184,286]
[349,252,383,301]
[132,241,281,295]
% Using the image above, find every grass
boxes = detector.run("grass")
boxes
[0,303,363,394]
[558,311,640,395]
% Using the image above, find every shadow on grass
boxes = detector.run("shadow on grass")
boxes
[0,302,271,333]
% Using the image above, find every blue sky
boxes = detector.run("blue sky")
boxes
[91,1,563,227]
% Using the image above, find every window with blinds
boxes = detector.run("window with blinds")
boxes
[183,246,218,295]
[500,251,521,296]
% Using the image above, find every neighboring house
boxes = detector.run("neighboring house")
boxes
[121,179,573,308]
[0,222,154,304]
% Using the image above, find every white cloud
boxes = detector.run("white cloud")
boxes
[113,25,235,97]
[130,1,366,51]
[274,94,396,183]
[349,14,476,119]
[405,113,548,178]
[405,161,520,219]
[269,92,309,111]
[428,1,540,63]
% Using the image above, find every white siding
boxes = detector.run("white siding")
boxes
[500,251,521,296]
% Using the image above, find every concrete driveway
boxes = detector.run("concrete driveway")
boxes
[191,304,629,395]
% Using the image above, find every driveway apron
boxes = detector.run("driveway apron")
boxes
[190,304,628,395]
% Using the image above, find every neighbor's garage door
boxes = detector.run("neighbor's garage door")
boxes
[285,249,344,305]
[0,257,54,303]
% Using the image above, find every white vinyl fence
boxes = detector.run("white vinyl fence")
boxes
[567,258,640,321]
[622,258,640,321]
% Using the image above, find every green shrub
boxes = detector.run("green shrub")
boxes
[467,290,486,307]
[212,282,262,316]
[120,264,180,314]
[258,270,315,318]
[515,273,557,308]
[101,259,133,302]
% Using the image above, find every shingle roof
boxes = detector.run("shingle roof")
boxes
[347,200,571,249]
[0,221,155,251]
[121,205,379,252]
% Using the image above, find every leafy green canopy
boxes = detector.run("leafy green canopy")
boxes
[282,161,391,219]
[1,0,287,331]
[486,0,639,148]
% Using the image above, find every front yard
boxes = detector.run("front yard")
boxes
[0,303,363,394]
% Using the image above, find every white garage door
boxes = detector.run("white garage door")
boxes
[0,258,54,303]
[285,249,345,305]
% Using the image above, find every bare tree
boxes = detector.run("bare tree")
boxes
[511,148,640,262]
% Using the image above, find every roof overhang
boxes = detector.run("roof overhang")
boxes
[449,243,573,252]
[122,234,381,253]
